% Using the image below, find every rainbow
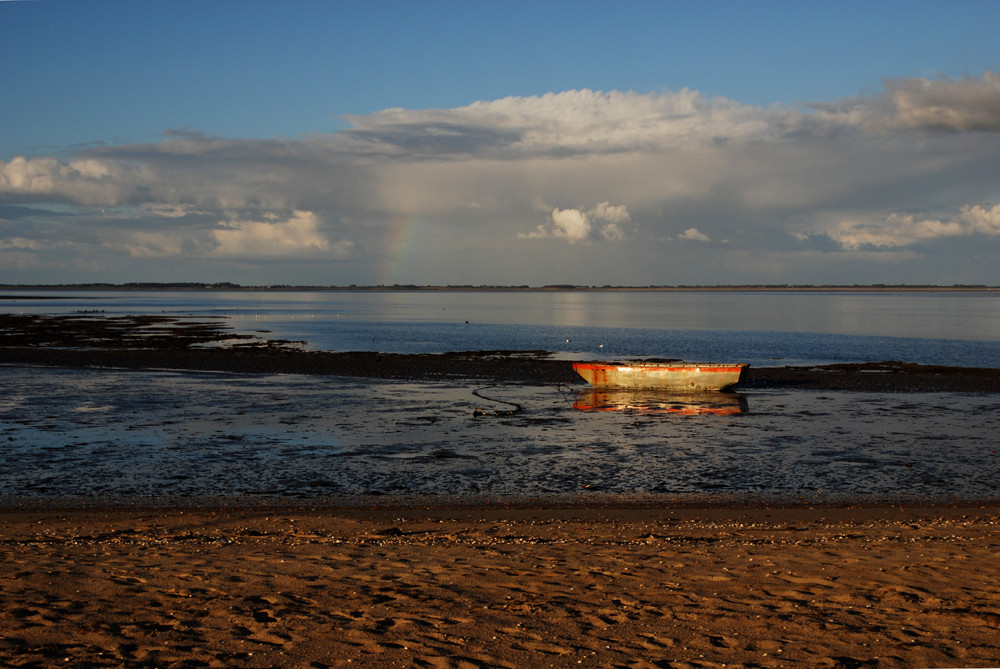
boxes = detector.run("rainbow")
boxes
[378,215,424,285]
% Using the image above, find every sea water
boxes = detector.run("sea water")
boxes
[3,289,1000,505]
[4,289,1000,367]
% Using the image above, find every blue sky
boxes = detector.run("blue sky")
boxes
[2,0,1000,285]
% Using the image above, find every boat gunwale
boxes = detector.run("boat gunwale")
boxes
[572,362,749,371]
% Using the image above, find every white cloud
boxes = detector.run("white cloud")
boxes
[89,209,358,262]
[823,203,1000,250]
[212,210,335,257]
[519,201,631,244]
[591,201,630,224]
[0,156,137,205]
[961,203,1000,235]
[601,222,625,242]
[549,208,591,243]
[344,88,781,157]
[827,214,958,250]
[678,228,711,242]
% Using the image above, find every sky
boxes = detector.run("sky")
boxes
[2,1,1000,286]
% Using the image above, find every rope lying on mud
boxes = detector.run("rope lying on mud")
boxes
[471,386,523,417]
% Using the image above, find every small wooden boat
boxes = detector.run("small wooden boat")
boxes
[573,361,748,391]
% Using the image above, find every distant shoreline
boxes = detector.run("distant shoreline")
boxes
[2,282,998,293]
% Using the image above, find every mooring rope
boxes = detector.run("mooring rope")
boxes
[471,386,523,417]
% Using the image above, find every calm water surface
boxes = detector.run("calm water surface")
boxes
[5,289,1000,367]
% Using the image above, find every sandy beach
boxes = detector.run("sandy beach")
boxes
[3,504,1000,668]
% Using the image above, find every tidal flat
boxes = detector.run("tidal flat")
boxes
[2,365,998,507]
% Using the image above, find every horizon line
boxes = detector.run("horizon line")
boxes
[2,282,998,293]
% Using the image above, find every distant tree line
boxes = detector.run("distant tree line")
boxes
[1,282,995,292]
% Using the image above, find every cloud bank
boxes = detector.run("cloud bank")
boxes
[3,72,1000,284]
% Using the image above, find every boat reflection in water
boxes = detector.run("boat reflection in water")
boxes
[573,389,749,415]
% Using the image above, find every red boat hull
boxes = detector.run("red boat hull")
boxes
[573,362,748,391]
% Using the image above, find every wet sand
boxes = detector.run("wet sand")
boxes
[4,366,1000,504]
[3,505,1000,668]
[3,314,1000,666]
